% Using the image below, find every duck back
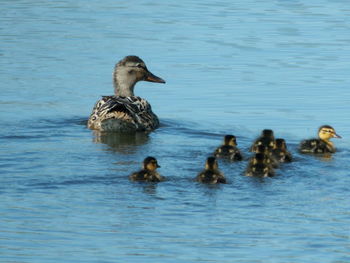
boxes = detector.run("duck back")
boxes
[129,169,163,182]
[88,96,159,132]
[214,145,243,161]
[196,170,226,184]
[299,139,335,154]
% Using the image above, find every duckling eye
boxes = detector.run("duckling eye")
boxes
[135,63,145,69]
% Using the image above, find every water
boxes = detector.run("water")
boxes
[1,1,350,262]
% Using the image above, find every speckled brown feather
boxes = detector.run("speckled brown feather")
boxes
[88,96,159,132]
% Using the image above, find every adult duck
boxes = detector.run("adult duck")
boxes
[88,56,165,132]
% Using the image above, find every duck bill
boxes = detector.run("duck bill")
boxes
[145,71,166,84]
[333,133,342,138]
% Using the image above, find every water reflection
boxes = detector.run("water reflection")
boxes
[301,153,334,162]
[93,131,149,153]
[140,183,158,196]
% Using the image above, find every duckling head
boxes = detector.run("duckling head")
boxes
[224,135,237,146]
[261,129,275,140]
[259,129,276,149]
[253,144,269,154]
[252,153,265,165]
[205,156,219,171]
[113,56,166,97]
[275,138,287,150]
[318,125,341,141]
[143,156,161,171]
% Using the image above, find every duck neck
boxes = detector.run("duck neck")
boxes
[322,139,333,146]
[113,70,136,97]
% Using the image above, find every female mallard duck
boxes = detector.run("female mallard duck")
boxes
[88,56,165,132]
[196,157,226,184]
[250,129,276,152]
[214,135,243,161]
[272,138,292,162]
[129,156,164,182]
[299,125,341,154]
[245,153,275,177]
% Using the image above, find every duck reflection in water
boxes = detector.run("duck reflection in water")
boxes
[93,131,149,154]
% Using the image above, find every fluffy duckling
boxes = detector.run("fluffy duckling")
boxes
[129,156,164,182]
[272,138,292,162]
[299,125,341,154]
[250,129,276,152]
[214,135,243,161]
[251,144,279,168]
[245,153,275,177]
[196,157,226,184]
[88,56,166,132]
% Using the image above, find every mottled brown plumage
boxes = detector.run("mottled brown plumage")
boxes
[88,56,165,132]
[299,125,341,154]
[196,157,226,184]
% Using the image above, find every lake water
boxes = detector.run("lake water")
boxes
[1,0,350,262]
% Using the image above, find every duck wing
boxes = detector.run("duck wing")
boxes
[299,139,334,153]
[88,96,159,132]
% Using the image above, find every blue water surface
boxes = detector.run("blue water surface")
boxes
[1,1,350,262]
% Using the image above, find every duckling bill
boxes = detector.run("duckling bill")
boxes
[196,157,226,184]
[299,125,341,154]
[88,56,165,132]
[129,156,164,182]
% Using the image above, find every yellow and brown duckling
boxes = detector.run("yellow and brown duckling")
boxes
[299,125,341,154]
[272,138,292,162]
[250,129,276,152]
[245,153,275,177]
[129,156,165,182]
[88,56,166,132]
[196,157,226,184]
[214,135,243,161]
[251,144,279,168]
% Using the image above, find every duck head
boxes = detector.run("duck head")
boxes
[261,129,275,140]
[113,56,165,97]
[318,125,341,142]
[143,156,161,171]
[252,153,266,165]
[252,144,270,155]
[224,135,237,146]
[275,138,287,150]
[205,156,219,171]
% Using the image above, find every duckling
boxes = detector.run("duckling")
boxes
[250,129,276,152]
[251,144,279,168]
[214,135,243,161]
[196,157,226,184]
[88,56,166,132]
[245,153,275,177]
[272,138,292,162]
[299,125,341,154]
[129,156,164,182]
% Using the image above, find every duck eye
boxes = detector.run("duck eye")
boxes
[136,63,144,69]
